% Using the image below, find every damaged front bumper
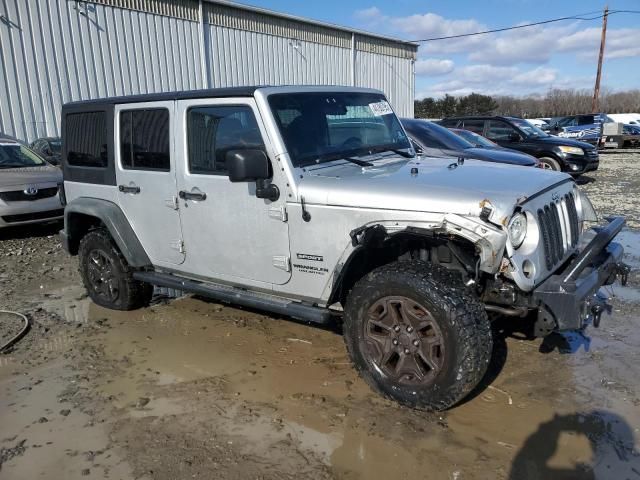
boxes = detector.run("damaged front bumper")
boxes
[532,216,630,334]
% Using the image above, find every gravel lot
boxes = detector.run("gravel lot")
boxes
[1,151,639,480]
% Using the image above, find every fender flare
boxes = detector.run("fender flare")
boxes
[63,198,151,268]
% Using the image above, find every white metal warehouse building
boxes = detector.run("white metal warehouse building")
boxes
[0,0,418,143]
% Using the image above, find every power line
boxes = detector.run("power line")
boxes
[410,9,640,43]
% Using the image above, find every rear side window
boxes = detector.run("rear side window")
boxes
[187,105,264,175]
[120,109,170,171]
[66,112,108,167]
[461,119,485,134]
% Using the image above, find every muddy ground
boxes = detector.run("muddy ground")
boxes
[1,151,640,480]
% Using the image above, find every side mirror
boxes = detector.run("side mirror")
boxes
[226,149,270,182]
[509,132,521,142]
[226,148,279,201]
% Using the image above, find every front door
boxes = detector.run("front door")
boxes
[115,102,185,266]
[174,97,291,286]
[485,120,525,151]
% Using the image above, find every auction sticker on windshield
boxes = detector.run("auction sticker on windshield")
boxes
[369,100,393,116]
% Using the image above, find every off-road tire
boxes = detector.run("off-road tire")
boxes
[539,156,561,171]
[78,229,153,310]
[343,261,492,410]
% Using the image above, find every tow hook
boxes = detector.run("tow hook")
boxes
[616,262,631,286]
[590,290,611,328]
[592,304,603,328]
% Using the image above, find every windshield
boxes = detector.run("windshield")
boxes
[405,121,473,151]
[0,143,47,169]
[450,129,498,148]
[269,92,412,167]
[510,118,549,138]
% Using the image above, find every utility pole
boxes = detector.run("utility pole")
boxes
[592,5,608,112]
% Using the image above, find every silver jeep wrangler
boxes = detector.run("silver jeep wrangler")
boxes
[60,86,629,410]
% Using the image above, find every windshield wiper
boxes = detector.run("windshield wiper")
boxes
[341,156,373,167]
[311,153,373,167]
[368,146,415,158]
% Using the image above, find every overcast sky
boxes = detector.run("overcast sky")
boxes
[240,0,640,99]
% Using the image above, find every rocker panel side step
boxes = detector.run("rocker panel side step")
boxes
[133,271,334,326]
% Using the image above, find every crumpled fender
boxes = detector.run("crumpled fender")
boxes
[323,215,507,303]
[441,213,507,272]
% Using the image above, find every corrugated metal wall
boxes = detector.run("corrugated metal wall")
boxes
[206,26,352,89]
[0,0,202,142]
[355,51,415,120]
[0,0,416,143]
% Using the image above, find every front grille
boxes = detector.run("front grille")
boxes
[1,209,64,224]
[0,187,58,202]
[537,193,580,271]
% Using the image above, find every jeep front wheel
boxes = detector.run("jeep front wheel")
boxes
[78,229,153,310]
[343,261,492,410]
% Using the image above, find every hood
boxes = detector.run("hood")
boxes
[0,164,62,189]
[440,147,537,166]
[535,135,595,149]
[299,156,571,220]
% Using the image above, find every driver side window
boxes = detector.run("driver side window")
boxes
[486,120,516,141]
[187,105,265,175]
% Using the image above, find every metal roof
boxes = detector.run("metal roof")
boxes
[206,0,419,48]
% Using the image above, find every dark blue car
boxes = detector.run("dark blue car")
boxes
[401,118,540,168]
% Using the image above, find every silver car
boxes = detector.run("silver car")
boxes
[0,138,63,228]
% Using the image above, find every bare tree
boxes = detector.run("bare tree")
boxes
[416,88,640,119]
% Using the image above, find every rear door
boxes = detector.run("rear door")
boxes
[115,102,185,266]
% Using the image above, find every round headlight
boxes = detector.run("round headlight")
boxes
[508,212,527,248]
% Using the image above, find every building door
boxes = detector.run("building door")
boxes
[174,97,291,286]
[115,102,185,266]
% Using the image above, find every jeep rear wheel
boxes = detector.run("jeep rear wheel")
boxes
[78,229,153,310]
[343,261,492,410]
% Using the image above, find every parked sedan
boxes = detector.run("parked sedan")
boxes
[439,115,599,174]
[0,138,63,228]
[401,118,539,168]
[30,137,62,166]
[451,129,546,167]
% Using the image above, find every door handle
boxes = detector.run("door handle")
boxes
[118,184,140,194]
[179,190,207,201]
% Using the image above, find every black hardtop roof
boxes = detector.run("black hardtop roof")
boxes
[63,86,261,108]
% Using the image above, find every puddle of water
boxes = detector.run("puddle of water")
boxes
[91,299,640,480]
[38,285,92,324]
[0,360,133,479]
[74,295,640,479]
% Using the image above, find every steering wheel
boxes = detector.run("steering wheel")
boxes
[341,137,362,149]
